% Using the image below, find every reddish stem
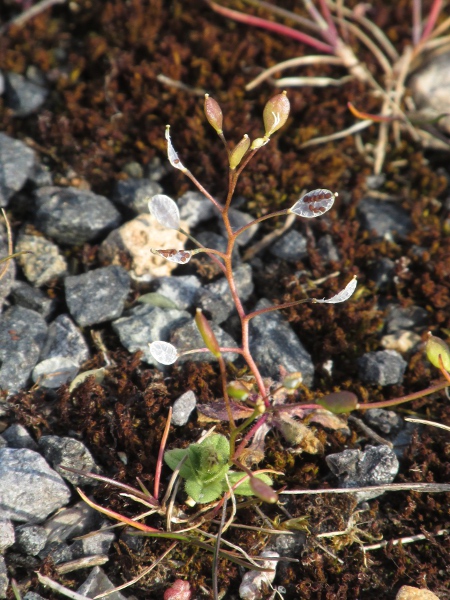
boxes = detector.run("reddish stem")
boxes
[154,407,172,501]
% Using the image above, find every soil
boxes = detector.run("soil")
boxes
[1,0,450,599]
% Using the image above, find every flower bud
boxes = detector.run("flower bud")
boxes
[250,476,278,504]
[227,380,250,401]
[425,332,450,372]
[204,94,223,135]
[263,91,290,138]
[195,309,221,358]
[229,134,251,169]
[316,391,358,414]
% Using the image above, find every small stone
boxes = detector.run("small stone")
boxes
[119,529,145,552]
[0,556,7,599]
[70,526,115,558]
[370,257,395,291]
[40,541,74,564]
[65,265,131,326]
[385,304,428,334]
[32,357,79,389]
[0,518,15,553]
[16,233,68,286]
[239,550,279,600]
[363,409,403,436]
[274,531,306,556]
[11,281,55,318]
[99,214,189,279]
[270,229,308,262]
[77,567,128,600]
[218,208,259,246]
[381,330,422,353]
[170,319,239,364]
[172,390,197,426]
[38,435,99,486]
[326,445,399,502]
[0,222,15,308]
[5,71,48,117]
[0,132,35,206]
[0,306,47,395]
[113,304,190,366]
[2,424,38,450]
[396,586,441,600]
[28,161,53,187]
[358,198,412,240]
[195,231,240,263]
[43,501,100,544]
[15,525,48,556]
[358,350,407,386]
[152,275,201,310]
[35,186,121,245]
[249,298,314,386]
[113,178,163,213]
[41,314,90,365]
[23,593,47,600]
[0,448,71,522]
[365,174,386,190]
[147,156,168,181]
[317,234,340,263]
[178,190,215,227]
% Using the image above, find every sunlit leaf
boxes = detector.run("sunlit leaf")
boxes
[149,194,180,229]
[290,188,336,218]
[165,125,186,171]
[313,276,357,304]
[149,341,178,365]
[69,368,106,393]
[151,248,192,264]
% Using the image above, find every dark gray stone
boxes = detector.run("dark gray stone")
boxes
[0,448,71,522]
[70,526,115,558]
[113,304,190,366]
[385,304,428,334]
[77,567,128,600]
[15,525,48,556]
[218,207,259,246]
[170,319,239,364]
[196,230,241,263]
[358,197,412,240]
[113,178,162,213]
[0,133,35,206]
[65,266,131,326]
[35,186,121,245]
[178,190,215,227]
[11,281,55,318]
[274,531,306,557]
[317,234,340,263]
[358,349,407,386]
[370,257,395,291]
[0,306,47,395]
[270,230,308,262]
[5,71,48,117]
[2,424,38,450]
[363,409,403,436]
[38,435,98,486]
[196,264,253,324]
[40,541,74,564]
[152,274,201,310]
[325,445,399,502]
[0,518,15,553]
[172,390,197,426]
[42,501,100,545]
[119,529,145,552]
[16,232,68,286]
[32,357,79,389]
[249,298,314,386]
[41,314,89,365]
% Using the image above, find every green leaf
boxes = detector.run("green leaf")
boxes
[186,478,224,504]
[137,292,178,309]
[228,472,272,496]
[164,448,194,480]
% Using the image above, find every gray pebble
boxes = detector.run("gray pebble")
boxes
[16,232,68,286]
[196,230,241,263]
[363,408,403,436]
[4,71,48,117]
[385,304,428,334]
[0,448,71,522]
[178,190,215,227]
[358,349,407,386]
[358,197,412,240]
[23,593,47,600]
[65,265,131,326]
[2,424,38,450]
[32,357,79,389]
[11,281,55,318]
[0,556,7,599]
[113,178,162,213]
[70,526,115,558]
[317,234,340,263]
[0,518,15,554]
[218,207,259,246]
[249,298,314,386]
[0,132,35,206]
[15,525,48,556]
[35,186,121,245]
[270,229,308,262]
[43,501,100,545]
[152,274,201,310]
[172,390,197,426]
[41,314,89,365]
[38,435,99,486]
[0,223,15,308]
[370,257,395,291]
[170,318,239,364]
[77,566,128,600]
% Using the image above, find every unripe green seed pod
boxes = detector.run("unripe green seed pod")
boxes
[250,137,268,150]
[195,309,221,358]
[250,476,278,504]
[316,391,358,414]
[282,371,303,390]
[204,94,223,135]
[425,332,450,372]
[229,135,251,169]
[227,380,250,401]
[263,91,290,138]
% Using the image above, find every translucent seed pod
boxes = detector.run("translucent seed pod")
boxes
[151,248,192,264]
[204,94,223,135]
[149,194,180,230]
[263,90,290,138]
[149,341,178,365]
[313,276,357,304]
[290,188,336,219]
[165,126,186,172]
[229,135,251,169]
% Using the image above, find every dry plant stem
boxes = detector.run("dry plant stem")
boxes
[153,407,172,501]
[0,0,66,34]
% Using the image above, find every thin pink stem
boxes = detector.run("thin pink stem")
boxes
[233,209,289,239]
[185,170,224,213]
[419,0,443,43]
[356,380,449,410]
[233,414,268,460]
[412,0,422,46]
[245,298,311,323]
[154,407,172,501]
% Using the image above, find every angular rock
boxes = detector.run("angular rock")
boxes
[270,229,308,262]
[42,501,100,545]
[0,133,35,206]
[113,178,162,213]
[0,448,71,522]
[178,190,215,227]
[4,71,48,117]
[112,304,190,366]
[380,330,421,354]
[358,349,407,386]
[41,314,89,365]
[317,234,340,263]
[70,526,115,558]
[77,567,128,600]
[32,357,79,389]
[0,306,47,395]
[11,281,55,318]
[195,230,240,263]
[16,232,68,286]
[239,550,279,600]
[363,409,403,437]
[99,214,189,279]
[0,518,15,553]
[35,186,121,245]
[196,264,253,324]
[38,435,99,486]
[2,424,38,450]
[249,298,314,386]
[65,265,131,326]
[370,257,395,290]
[152,274,201,310]
[385,304,428,334]
[326,445,399,502]
[218,208,259,246]
[358,197,412,240]
[396,586,441,600]
[170,319,239,364]
[15,524,48,556]
[172,390,197,426]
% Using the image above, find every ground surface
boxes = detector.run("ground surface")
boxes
[1,0,450,598]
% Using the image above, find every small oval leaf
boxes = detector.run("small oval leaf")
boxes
[151,248,191,264]
[149,194,180,230]
[149,341,178,365]
[290,188,336,218]
[314,276,357,304]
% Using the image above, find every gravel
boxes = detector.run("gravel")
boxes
[358,349,407,386]
[0,133,35,206]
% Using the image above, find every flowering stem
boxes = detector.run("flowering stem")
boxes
[356,380,450,410]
